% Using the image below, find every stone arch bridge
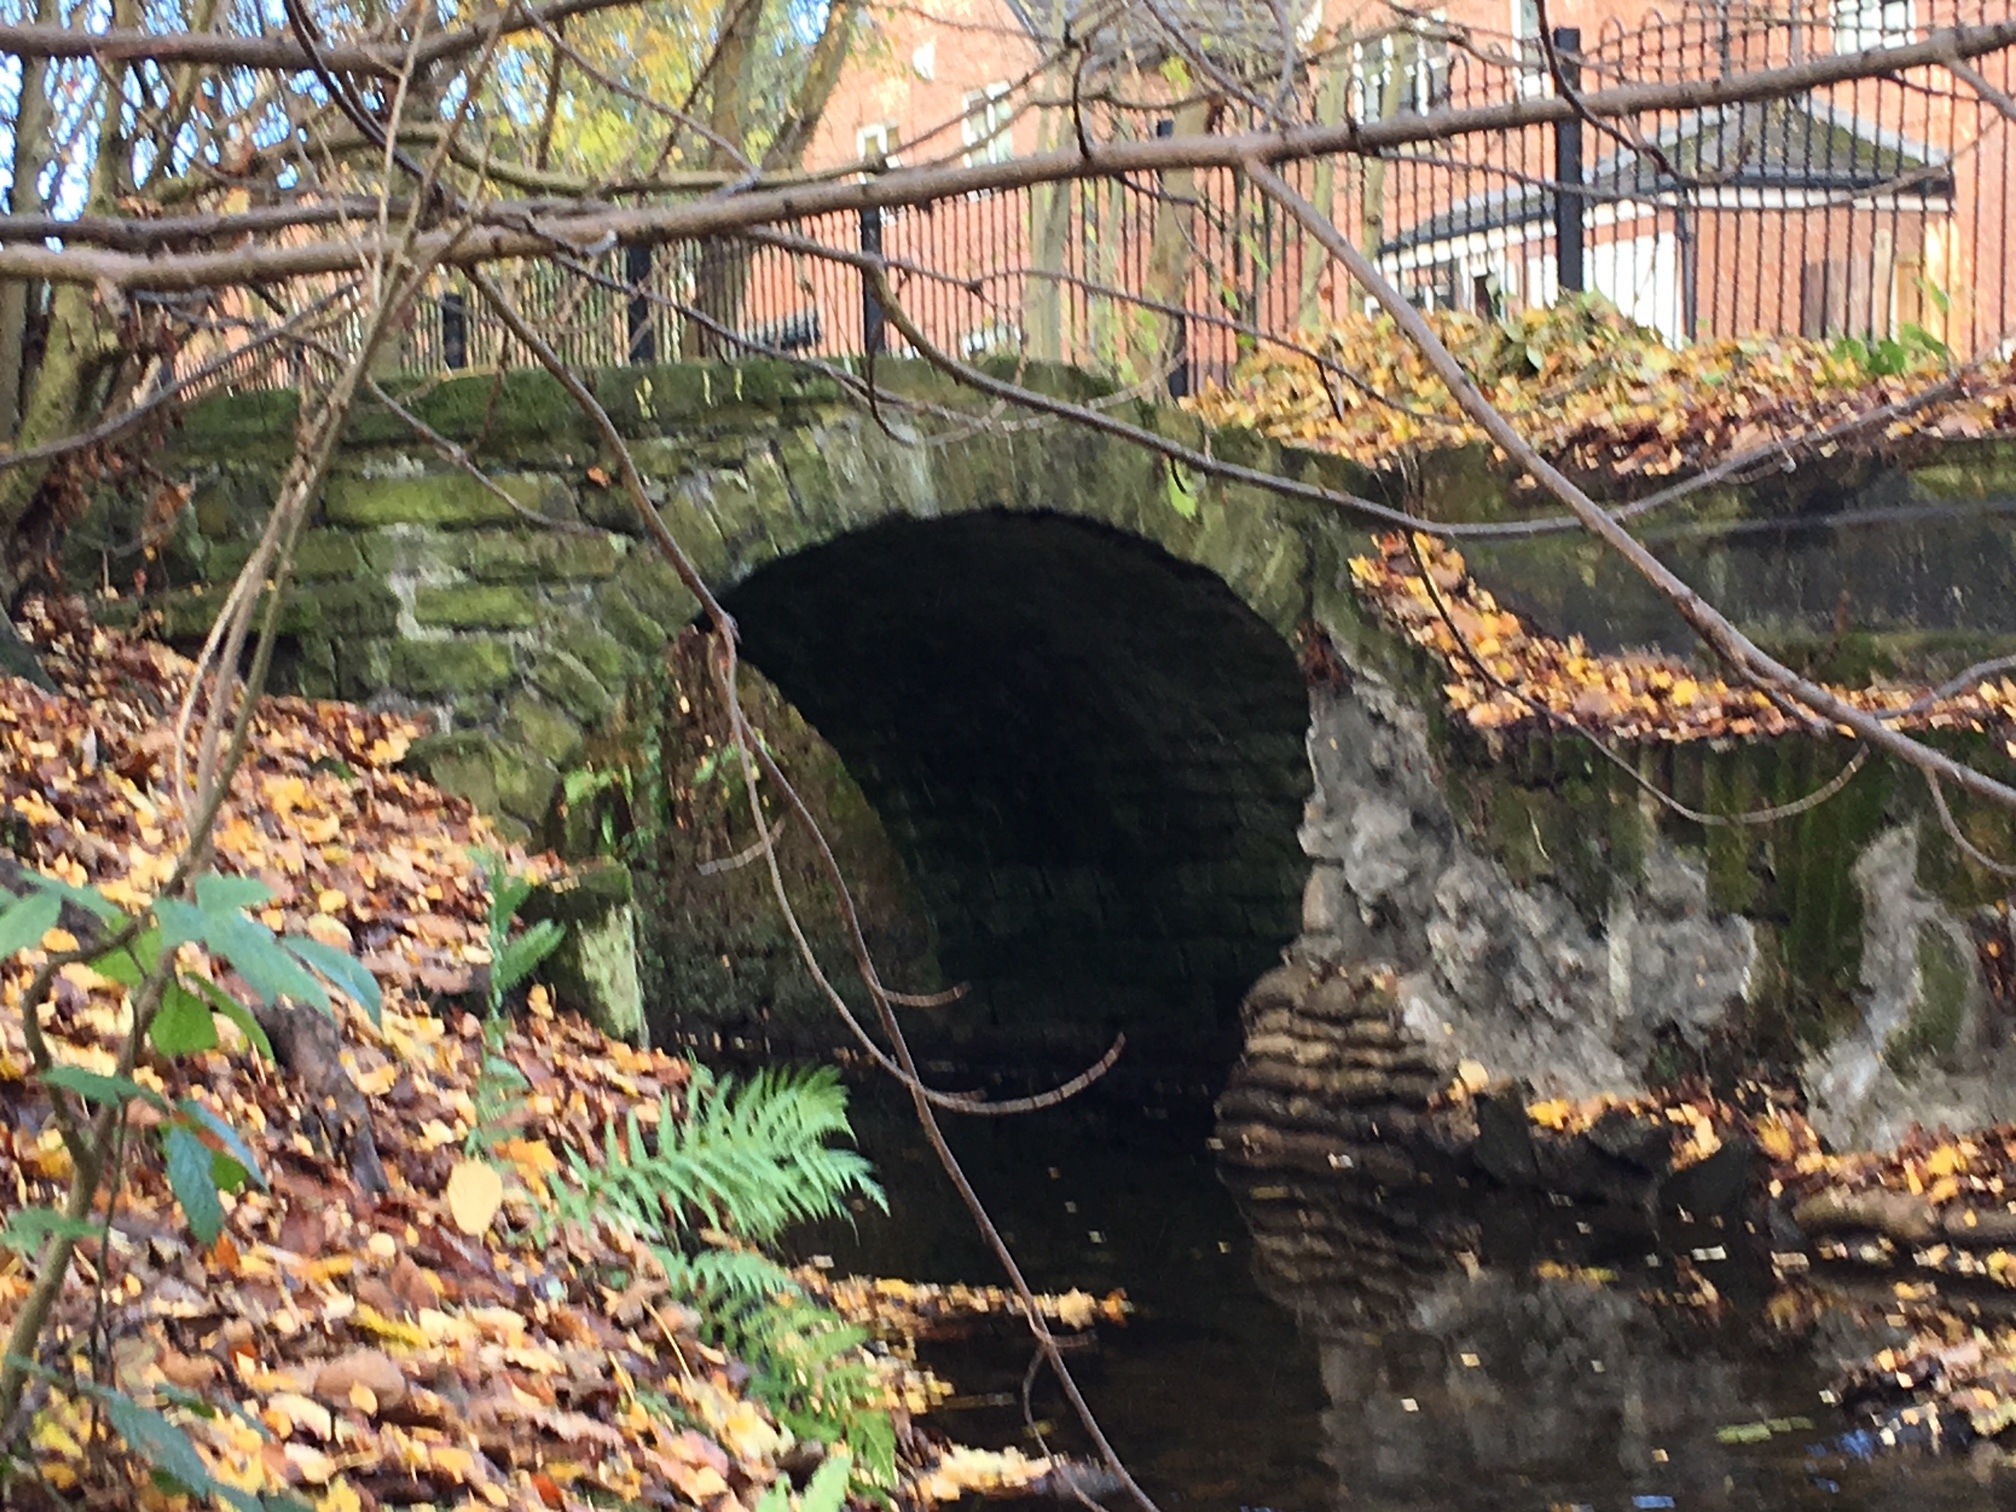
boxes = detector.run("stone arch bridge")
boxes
[114,361,2016,1143]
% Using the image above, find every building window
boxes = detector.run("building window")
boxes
[962,83,1013,167]
[1511,0,1547,100]
[856,122,899,167]
[1350,22,1450,119]
[1833,0,1913,52]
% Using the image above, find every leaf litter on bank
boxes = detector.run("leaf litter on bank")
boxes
[0,601,1110,1511]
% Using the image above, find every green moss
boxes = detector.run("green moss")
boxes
[325,473,573,529]
[449,531,622,583]
[402,731,498,812]
[390,637,517,697]
[1885,922,1973,1077]
[502,693,585,767]
[526,648,615,725]
[412,583,543,630]
[493,744,561,825]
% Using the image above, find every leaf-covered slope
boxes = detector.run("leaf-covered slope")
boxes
[1186,300,2016,477]
[1351,532,2016,749]
[0,604,1051,1512]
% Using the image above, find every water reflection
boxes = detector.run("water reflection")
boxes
[799,1086,2009,1512]
[1226,1165,2006,1512]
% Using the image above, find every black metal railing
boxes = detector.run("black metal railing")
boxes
[199,0,2014,400]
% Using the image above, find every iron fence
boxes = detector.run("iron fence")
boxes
[202,0,2016,399]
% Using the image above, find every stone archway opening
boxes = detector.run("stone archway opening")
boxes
[705,511,1313,1082]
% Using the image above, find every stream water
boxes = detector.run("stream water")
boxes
[793,1080,2016,1512]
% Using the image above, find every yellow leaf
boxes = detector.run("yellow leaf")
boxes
[446,1158,505,1236]
[317,1482,364,1512]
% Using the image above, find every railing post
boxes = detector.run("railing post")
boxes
[440,288,467,370]
[625,242,656,364]
[1551,25,1585,298]
[1156,116,1191,400]
[860,202,886,357]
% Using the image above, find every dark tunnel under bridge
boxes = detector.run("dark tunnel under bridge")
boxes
[707,512,1314,1080]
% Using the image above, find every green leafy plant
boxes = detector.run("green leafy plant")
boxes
[1831,322,1950,379]
[0,865,377,1509]
[466,854,564,1154]
[550,1063,896,1493]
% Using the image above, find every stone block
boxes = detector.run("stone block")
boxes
[206,530,365,586]
[450,531,623,583]
[325,473,572,529]
[401,731,498,812]
[592,584,670,657]
[413,583,544,630]
[526,647,615,725]
[494,744,561,826]
[521,861,646,1043]
[553,620,639,693]
[297,579,401,636]
[613,550,701,628]
[503,692,585,767]
[390,637,517,698]
[333,638,396,701]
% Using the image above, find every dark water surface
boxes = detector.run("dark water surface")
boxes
[793,1081,2016,1512]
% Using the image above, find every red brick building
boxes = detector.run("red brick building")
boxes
[789,0,2014,368]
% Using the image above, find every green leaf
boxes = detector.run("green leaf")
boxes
[188,975,273,1059]
[163,1124,225,1246]
[178,1100,267,1192]
[94,927,163,989]
[0,1205,99,1255]
[205,913,327,1011]
[150,983,220,1058]
[154,898,206,951]
[282,935,381,1024]
[1164,464,1200,520]
[40,1064,168,1111]
[24,873,122,922]
[808,1441,863,1506]
[194,874,275,915]
[83,1383,217,1497]
[0,890,60,957]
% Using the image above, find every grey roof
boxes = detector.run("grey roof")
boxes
[1002,0,1303,74]
[1386,97,1952,254]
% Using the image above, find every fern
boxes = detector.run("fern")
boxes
[553,1062,896,1494]
[467,854,564,1154]
[552,1063,884,1243]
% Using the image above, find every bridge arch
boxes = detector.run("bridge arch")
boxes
[135,363,1359,1070]
[123,362,2016,1132]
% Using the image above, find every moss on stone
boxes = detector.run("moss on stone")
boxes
[402,731,498,812]
[1885,922,1973,1077]
[390,637,517,697]
[502,692,584,768]
[412,583,543,630]
[526,648,614,725]
[448,530,623,583]
[591,583,670,657]
[493,744,561,825]
[325,473,573,529]
[552,621,639,693]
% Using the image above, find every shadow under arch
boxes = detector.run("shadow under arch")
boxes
[712,510,1312,1081]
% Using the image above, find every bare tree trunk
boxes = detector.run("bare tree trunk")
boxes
[1021,1,1071,362]
[0,0,61,441]
[683,0,761,358]
[1140,98,1212,386]
[0,0,134,561]
[1299,43,1351,329]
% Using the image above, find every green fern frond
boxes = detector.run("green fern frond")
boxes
[556,1060,894,1495]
